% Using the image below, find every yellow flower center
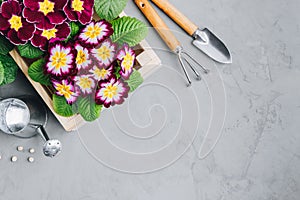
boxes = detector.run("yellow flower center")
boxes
[76,50,87,65]
[123,53,134,70]
[85,25,101,39]
[97,46,111,60]
[52,52,67,70]
[72,0,84,12]
[41,28,57,40]
[39,0,55,16]
[78,77,92,89]
[9,15,22,31]
[94,68,108,79]
[56,84,72,99]
[103,85,117,99]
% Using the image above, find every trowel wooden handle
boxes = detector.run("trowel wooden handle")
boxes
[135,0,181,52]
[151,0,198,36]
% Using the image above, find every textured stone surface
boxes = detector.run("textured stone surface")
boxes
[0,0,299,199]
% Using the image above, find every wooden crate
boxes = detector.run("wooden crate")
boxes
[9,16,161,131]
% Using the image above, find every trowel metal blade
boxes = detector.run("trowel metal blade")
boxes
[192,28,232,64]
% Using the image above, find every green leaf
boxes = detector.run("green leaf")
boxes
[0,54,18,86]
[65,22,80,42]
[53,94,76,117]
[78,96,102,122]
[94,0,128,21]
[0,34,14,55]
[125,69,143,92]
[114,64,121,79]
[111,16,148,47]
[70,22,80,37]
[0,61,4,85]
[18,43,44,59]
[28,58,51,85]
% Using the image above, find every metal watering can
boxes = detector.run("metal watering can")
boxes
[0,96,62,158]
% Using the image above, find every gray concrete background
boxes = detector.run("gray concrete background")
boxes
[0,0,300,199]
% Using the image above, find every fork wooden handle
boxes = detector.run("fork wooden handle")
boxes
[135,0,181,52]
[151,0,198,36]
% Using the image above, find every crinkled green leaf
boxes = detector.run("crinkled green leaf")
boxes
[125,69,143,92]
[78,96,102,122]
[28,58,51,85]
[94,0,128,21]
[53,94,76,117]
[0,34,14,55]
[0,61,4,85]
[111,16,148,47]
[0,54,18,86]
[18,43,44,59]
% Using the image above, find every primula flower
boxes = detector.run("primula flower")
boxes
[78,20,113,47]
[52,79,78,104]
[0,0,35,45]
[75,43,92,70]
[95,77,129,108]
[91,39,116,67]
[117,44,136,79]
[31,22,70,51]
[23,0,68,29]
[64,0,94,25]
[46,43,75,76]
[89,64,113,81]
[74,74,96,95]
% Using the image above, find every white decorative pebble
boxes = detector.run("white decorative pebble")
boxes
[0,155,2,160]
[11,156,17,162]
[29,148,35,154]
[17,146,24,151]
[28,157,34,163]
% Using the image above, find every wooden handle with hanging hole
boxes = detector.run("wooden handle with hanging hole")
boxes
[135,0,181,52]
[151,0,198,36]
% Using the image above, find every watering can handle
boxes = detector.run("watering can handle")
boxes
[135,0,181,52]
[151,0,198,36]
